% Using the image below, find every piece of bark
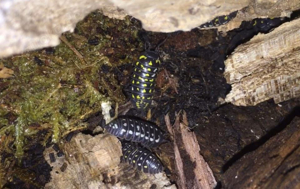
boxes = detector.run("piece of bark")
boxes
[44,132,176,188]
[44,133,122,189]
[224,18,300,106]
[165,111,217,189]
[222,116,300,188]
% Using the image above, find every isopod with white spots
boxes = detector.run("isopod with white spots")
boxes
[103,117,166,148]
[122,143,163,174]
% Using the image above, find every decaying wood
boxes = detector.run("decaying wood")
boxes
[44,133,176,188]
[165,112,217,189]
[107,163,176,189]
[44,133,122,188]
[1,0,300,57]
[222,117,300,188]
[224,18,300,106]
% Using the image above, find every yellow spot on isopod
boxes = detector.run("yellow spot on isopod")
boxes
[132,80,135,84]
[132,94,135,99]
[137,95,141,99]
[253,20,257,26]
[149,61,153,66]
[136,62,139,66]
[143,84,147,87]
[145,74,150,77]
[147,68,151,71]
[144,166,148,168]
[140,55,147,59]
[142,89,146,93]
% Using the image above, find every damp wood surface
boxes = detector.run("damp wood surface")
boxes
[221,115,300,188]
[165,112,217,189]
[193,99,300,180]
[224,18,300,106]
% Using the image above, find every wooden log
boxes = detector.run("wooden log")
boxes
[222,116,300,188]
[224,18,300,106]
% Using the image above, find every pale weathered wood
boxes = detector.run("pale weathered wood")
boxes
[224,18,300,106]
[44,133,122,188]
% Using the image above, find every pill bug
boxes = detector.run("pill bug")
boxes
[129,51,161,110]
[122,142,163,174]
[247,17,287,32]
[199,11,238,29]
[103,117,166,148]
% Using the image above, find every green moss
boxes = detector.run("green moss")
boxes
[0,10,144,165]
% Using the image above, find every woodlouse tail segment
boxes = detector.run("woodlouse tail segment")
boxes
[121,142,164,174]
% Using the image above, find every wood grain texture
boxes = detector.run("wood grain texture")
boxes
[44,133,122,188]
[224,18,300,106]
[222,117,300,188]
[165,112,217,189]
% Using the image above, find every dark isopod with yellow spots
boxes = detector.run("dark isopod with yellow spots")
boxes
[122,143,163,174]
[130,51,161,109]
[199,11,238,28]
[104,117,166,148]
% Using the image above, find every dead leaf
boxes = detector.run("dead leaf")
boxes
[0,63,14,78]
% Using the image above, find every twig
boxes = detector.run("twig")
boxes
[59,35,87,68]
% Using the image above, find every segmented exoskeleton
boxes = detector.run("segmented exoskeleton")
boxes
[129,51,161,110]
[103,117,166,148]
[122,142,163,174]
